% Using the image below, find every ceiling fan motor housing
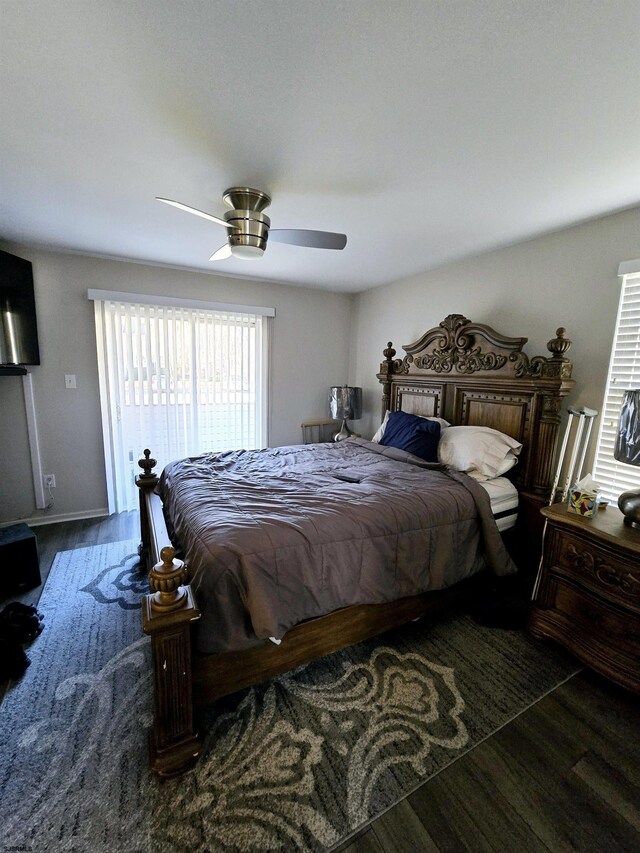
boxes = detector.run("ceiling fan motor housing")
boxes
[224,209,271,257]
[222,187,272,257]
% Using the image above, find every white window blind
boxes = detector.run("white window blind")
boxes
[593,265,640,501]
[92,294,270,512]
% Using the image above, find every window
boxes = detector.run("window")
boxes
[593,261,640,501]
[90,290,273,512]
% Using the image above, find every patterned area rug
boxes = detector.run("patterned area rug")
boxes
[0,541,579,852]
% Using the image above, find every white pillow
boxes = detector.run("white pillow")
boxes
[371,411,390,443]
[437,426,522,480]
[371,411,451,443]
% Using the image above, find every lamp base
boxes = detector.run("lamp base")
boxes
[334,419,359,442]
[618,488,640,528]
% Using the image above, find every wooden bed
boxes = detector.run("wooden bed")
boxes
[136,314,574,776]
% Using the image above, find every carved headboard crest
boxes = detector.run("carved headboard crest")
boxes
[386,313,571,379]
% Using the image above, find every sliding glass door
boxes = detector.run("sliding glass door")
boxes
[92,292,270,512]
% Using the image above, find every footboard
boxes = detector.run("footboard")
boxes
[136,450,201,777]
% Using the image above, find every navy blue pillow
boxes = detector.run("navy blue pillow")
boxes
[379,411,441,462]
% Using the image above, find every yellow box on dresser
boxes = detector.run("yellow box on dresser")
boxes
[529,503,640,694]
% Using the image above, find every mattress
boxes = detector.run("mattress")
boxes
[479,476,519,532]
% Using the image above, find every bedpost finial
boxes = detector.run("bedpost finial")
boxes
[149,546,187,612]
[547,327,571,359]
[138,448,157,479]
[383,342,396,362]
[160,546,176,567]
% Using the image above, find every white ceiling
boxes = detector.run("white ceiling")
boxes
[1,1,639,293]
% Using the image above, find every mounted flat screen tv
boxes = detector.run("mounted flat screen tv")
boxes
[0,249,40,366]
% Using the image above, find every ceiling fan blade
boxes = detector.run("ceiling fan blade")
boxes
[156,197,232,229]
[209,244,232,262]
[269,229,347,250]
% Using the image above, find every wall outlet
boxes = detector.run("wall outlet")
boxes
[43,474,56,489]
[65,374,77,389]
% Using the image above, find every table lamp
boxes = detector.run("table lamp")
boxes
[614,388,640,527]
[329,385,362,442]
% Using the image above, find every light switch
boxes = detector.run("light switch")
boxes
[65,374,77,389]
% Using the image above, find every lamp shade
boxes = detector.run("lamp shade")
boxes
[329,386,362,421]
[614,389,640,467]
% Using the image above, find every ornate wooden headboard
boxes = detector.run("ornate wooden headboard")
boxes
[377,314,575,555]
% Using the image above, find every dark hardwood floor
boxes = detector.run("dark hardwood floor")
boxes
[1,514,638,852]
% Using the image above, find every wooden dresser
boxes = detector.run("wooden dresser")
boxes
[529,503,640,694]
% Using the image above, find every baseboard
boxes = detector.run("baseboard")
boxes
[0,508,111,528]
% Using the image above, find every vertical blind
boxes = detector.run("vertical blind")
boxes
[593,266,640,500]
[92,292,270,512]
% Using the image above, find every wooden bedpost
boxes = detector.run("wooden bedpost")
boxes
[136,452,202,778]
[528,328,573,496]
[136,449,157,566]
[380,342,397,420]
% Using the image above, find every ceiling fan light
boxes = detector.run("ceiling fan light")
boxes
[230,244,265,260]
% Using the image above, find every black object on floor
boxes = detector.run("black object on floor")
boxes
[2,602,44,623]
[0,523,41,592]
[0,602,44,643]
[0,637,30,679]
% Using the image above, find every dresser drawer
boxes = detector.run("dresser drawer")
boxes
[550,527,640,614]
[530,577,640,692]
[553,579,640,654]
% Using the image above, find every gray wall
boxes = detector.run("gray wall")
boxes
[350,206,640,453]
[0,249,354,523]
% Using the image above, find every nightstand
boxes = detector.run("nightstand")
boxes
[529,503,640,694]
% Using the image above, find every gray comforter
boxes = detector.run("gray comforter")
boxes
[159,438,517,654]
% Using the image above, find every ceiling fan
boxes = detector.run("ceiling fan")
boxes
[156,187,347,261]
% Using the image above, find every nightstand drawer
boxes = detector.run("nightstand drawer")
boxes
[553,579,640,654]
[551,528,640,613]
[530,577,640,692]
